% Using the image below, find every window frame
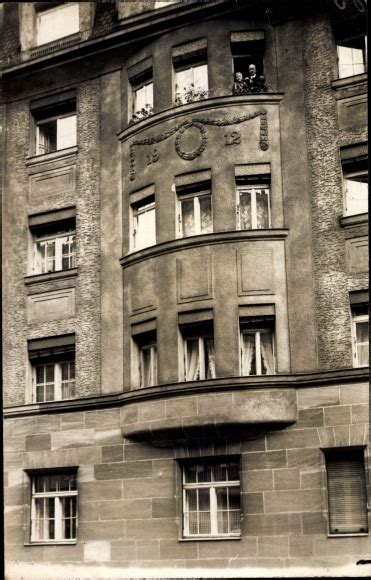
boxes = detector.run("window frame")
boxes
[36,2,80,47]
[351,305,369,368]
[180,322,215,382]
[181,459,241,539]
[35,111,77,156]
[130,195,156,252]
[336,35,368,79]
[324,447,369,537]
[33,359,75,403]
[173,51,208,105]
[33,228,76,274]
[239,318,276,376]
[236,182,271,230]
[139,340,158,388]
[30,471,78,544]
[177,184,213,238]
[342,162,368,217]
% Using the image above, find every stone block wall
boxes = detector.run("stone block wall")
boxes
[4,381,369,573]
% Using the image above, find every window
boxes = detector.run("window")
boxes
[177,181,212,237]
[325,448,368,535]
[351,304,369,367]
[154,1,178,8]
[236,175,271,230]
[37,3,79,46]
[240,318,275,376]
[134,331,158,388]
[36,113,76,155]
[30,471,78,543]
[173,41,208,104]
[180,321,215,381]
[231,32,265,81]
[28,335,76,403]
[130,195,156,251]
[130,69,154,119]
[342,158,368,216]
[30,213,76,275]
[182,460,241,538]
[337,36,367,78]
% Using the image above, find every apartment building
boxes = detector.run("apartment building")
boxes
[2,0,369,576]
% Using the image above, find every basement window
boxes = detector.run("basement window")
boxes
[182,460,241,538]
[325,448,368,535]
[30,470,78,543]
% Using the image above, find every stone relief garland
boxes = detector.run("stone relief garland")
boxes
[129,109,268,181]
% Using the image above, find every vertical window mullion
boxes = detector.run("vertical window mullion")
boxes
[236,190,241,230]
[194,196,201,234]
[55,363,61,401]
[199,337,205,380]
[210,485,217,535]
[55,496,62,541]
[255,331,261,375]
[251,188,257,229]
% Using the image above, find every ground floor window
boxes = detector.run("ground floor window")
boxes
[182,460,241,538]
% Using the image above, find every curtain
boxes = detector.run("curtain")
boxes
[260,332,274,374]
[205,339,216,379]
[186,339,200,380]
[241,333,254,375]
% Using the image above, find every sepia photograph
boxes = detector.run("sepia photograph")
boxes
[1,0,369,578]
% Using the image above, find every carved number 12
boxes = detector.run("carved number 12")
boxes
[224,131,241,146]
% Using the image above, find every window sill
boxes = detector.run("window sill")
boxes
[25,146,78,167]
[339,213,368,227]
[24,268,78,286]
[327,533,368,538]
[179,536,241,542]
[24,540,77,546]
[332,72,368,91]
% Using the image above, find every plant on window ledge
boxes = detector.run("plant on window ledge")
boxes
[174,84,209,106]
[129,104,154,125]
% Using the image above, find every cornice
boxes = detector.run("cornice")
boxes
[120,229,289,269]
[3,367,369,419]
[119,94,284,143]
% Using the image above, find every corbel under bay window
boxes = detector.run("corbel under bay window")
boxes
[240,318,275,376]
[236,175,271,230]
[30,471,78,543]
[177,181,212,238]
[182,460,241,538]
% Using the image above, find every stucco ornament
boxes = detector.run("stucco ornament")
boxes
[174,121,208,160]
[129,109,269,180]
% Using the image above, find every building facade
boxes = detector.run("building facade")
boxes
[2,0,369,576]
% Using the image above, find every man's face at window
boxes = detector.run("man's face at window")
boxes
[249,64,256,76]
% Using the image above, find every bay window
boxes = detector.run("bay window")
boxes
[131,195,156,251]
[134,331,158,388]
[182,460,241,538]
[180,321,215,381]
[173,40,208,104]
[177,181,212,237]
[236,176,271,230]
[30,471,78,543]
[130,69,153,119]
[240,318,275,376]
